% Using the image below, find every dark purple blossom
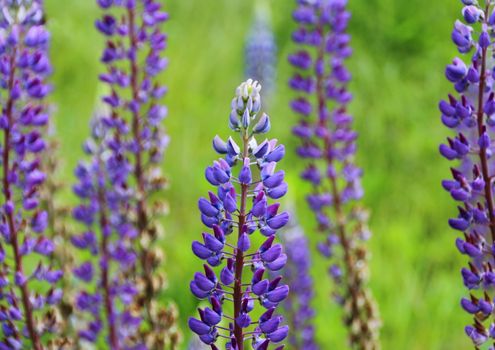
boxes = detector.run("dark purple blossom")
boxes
[440,0,495,346]
[290,0,380,348]
[0,1,62,349]
[190,80,289,350]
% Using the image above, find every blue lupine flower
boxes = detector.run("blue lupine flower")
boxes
[190,80,289,350]
[440,0,495,346]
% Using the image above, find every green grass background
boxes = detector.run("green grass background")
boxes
[43,0,467,348]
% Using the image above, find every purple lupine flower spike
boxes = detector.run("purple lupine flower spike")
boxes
[95,1,180,347]
[0,1,62,349]
[72,116,141,349]
[441,1,495,347]
[245,1,277,100]
[290,0,381,348]
[281,221,318,349]
[190,79,290,350]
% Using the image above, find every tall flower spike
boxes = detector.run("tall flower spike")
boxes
[290,0,380,348]
[441,1,495,347]
[245,0,277,101]
[72,116,142,348]
[0,2,62,349]
[190,79,290,350]
[280,220,318,350]
[95,1,180,348]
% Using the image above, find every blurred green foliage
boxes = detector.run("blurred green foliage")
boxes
[44,0,468,348]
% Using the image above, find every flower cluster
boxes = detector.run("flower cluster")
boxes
[280,222,318,350]
[0,1,63,349]
[245,2,277,99]
[440,0,495,346]
[189,79,289,350]
[289,0,380,348]
[93,0,180,347]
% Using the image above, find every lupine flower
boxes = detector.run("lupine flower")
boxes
[0,1,62,349]
[94,1,180,348]
[245,1,277,100]
[72,116,142,348]
[440,1,495,346]
[189,79,289,350]
[280,221,318,350]
[289,0,380,348]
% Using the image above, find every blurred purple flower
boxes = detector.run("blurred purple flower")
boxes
[72,116,141,348]
[290,0,380,347]
[245,2,277,99]
[73,0,180,348]
[281,222,318,349]
[0,1,62,349]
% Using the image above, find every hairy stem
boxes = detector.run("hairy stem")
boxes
[475,5,495,349]
[233,131,250,350]
[476,7,495,242]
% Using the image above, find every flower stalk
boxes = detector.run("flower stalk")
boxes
[290,1,380,348]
